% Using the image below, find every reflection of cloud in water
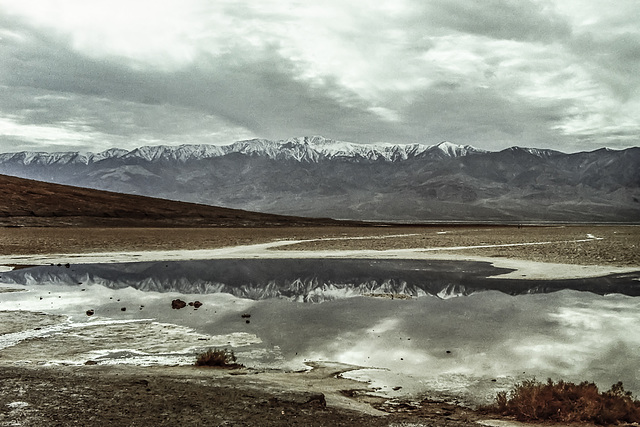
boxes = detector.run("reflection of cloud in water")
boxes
[2,259,640,405]
[328,317,434,369]
[252,291,640,402]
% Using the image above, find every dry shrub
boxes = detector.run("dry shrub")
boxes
[487,379,640,425]
[194,348,242,368]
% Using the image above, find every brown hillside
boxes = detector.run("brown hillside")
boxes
[0,174,350,227]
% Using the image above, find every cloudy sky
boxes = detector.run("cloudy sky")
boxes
[0,0,638,153]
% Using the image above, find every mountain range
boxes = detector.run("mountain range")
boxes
[1,136,639,222]
[3,259,639,302]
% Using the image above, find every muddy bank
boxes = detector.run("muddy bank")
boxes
[0,363,500,426]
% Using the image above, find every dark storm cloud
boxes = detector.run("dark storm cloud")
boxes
[398,84,573,148]
[419,0,572,42]
[571,32,640,100]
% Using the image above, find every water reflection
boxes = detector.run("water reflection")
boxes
[2,259,639,301]
[1,259,640,404]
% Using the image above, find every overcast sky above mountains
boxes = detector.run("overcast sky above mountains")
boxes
[0,0,638,154]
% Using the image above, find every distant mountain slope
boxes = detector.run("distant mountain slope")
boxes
[1,137,638,222]
[0,174,349,227]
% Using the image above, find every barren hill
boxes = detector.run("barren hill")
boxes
[0,174,348,227]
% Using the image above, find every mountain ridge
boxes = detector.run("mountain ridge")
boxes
[3,259,639,302]
[0,136,494,165]
[1,137,638,223]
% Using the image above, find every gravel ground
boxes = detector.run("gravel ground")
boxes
[275,225,640,267]
[0,364,493,427]
[2,225,637,267]
[0,227,407,256]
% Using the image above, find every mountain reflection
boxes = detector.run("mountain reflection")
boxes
[2,259,639,301]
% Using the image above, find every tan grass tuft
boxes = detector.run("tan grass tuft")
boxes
[194,348,243,369]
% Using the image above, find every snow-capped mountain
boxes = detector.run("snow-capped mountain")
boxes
[3,259,638,302]
[1,136,638,222]
[0,136,485,166]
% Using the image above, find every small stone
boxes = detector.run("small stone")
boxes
[171,299,187,309]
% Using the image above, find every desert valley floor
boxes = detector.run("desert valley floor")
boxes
[1,225,639,426]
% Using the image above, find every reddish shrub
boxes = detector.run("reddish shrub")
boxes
[487,379,640,425]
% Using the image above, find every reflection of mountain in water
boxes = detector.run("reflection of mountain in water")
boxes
[2,259,639,301]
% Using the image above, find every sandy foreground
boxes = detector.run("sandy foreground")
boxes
[1,225,639,426]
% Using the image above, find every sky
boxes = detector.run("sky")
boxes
[0,0,638,154]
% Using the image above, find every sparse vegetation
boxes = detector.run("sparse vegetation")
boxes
[194,348,243,368]
[484,378,640,425]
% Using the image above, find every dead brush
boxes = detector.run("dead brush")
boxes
[194,348,243,369]
[484,378,640,425]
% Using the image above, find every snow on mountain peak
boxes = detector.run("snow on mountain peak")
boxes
[0,136,486,166]
[431,141,486,157]
[504,146,562,158]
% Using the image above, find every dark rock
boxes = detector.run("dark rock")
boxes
[171,299,187,309]
[193,301,203,309]
[86,309,95,316]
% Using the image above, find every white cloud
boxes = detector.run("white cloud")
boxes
[0,0,638,152]
[0,116,92,145]
[0,0,210,70]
